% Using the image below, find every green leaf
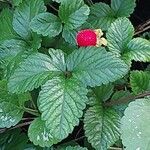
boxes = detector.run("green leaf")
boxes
[121,97,150,150]
[111,0,136,17]
[30,12,62,37]
[28,117,59,147]
[107,18,134,56]
[0,9,18,41]
[38,76,88,140]
[8,49,65,93]
[0,129,28,150]
[87,2,116,30]
[130,71,150,95]
[84,96,121,150]
[62,28,77,45]
[0,39,32,78]
[124,38,150,62]
[92,84,114,102]
[67,47,128,87]
[0,80,29,128]
[58,0,90,30]
[57,146,87,150]
[13,0,46,39]
[111,90,131,117]
[13,0,23,6]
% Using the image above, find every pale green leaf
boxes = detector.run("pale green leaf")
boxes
[87,2,116,30]
[62,28,77,45]
[111,0,136,17]
[0,9,18,41]
[58,145,87,150]
[28,117,59,147]
[0,80,29,128]
[67,47,128,87]
[30,12,62,37]
[38,76,88,140]
[84,97,121,150]
[58,0,90,30]
[13,0,46,39]
[121,97,150,150]
[8,49,65,93]
[130,71,150,95]
[107,18,134,56]
[124,38,150,62]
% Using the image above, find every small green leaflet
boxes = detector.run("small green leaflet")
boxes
[0,39,32,78]
[58,0,90,30]
[130,71,150,95]
[124,38,150,62]
[62,28,77,45]
[28,117,59,147]
[121,97,150,150]
[30,12,62,37]
[8,49,66,93]
[111,0,136,17]
[107,17,134,56]
[0,80,29,128]
[13,0,46,39]
[67,47,128,87]
[84,91,121,150]
[38,76,88,140]
[0,9,18,41]
[87,0,136,30]
[57,146,87,150]
[87,2,116,31]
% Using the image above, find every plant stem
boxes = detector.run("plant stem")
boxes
[104,91,150,107]
[135,19,150,35]
[23,107,40,116]
[48,4,58,12]
[0,121,33,134]
[30,98,37,110]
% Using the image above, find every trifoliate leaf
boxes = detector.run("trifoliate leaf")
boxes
[111,0,136,17]
[38,76,88,140]
[87,2,116,30]
[84,96,121,150]
[107,18,134,56]
[67,47,128,87]
[0,80,29,128]
[30,12,62,37]
[121,97,150,150]
[130,71,150,95]
[13,0,46,39]
[8,49,66,93]
[28,117,59,147]
[58,0,90,30]
[0,39,31,78]
[124,38,150,62]
[57,145,87,150]
[62,28,77,45]
[0,9,18,41]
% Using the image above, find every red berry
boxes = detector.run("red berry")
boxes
[76,29,97,47]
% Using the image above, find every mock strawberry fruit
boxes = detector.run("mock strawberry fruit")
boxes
[76,29,107,47]
[76,29,97,47]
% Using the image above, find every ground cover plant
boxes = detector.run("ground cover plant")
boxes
[0,0,150,149]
